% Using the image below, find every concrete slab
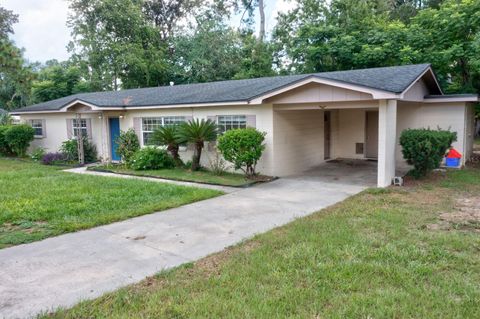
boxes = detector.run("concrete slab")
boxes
[0,169,370,319]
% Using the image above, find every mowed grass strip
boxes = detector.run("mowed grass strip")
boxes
[47,168,480,318]
[90,164,251,187]
[0,158,222,248]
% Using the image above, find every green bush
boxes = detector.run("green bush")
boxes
[30,147,46,161]
[60,137,98,163]
[217,128,266,177]
[399,128,457,178]
[4,124,35,157]
[0,126,13,155]
[130,147,175,170]
[115,129,140,166]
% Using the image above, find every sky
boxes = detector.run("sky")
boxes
[3,0,296,64]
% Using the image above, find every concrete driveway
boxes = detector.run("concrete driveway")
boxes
[0,171,369,319]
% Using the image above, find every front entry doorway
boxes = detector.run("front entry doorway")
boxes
[109,117,121,161]
[365,111,379,159]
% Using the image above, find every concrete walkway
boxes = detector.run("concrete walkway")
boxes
[64,166,238,193]
[0,175,368,319]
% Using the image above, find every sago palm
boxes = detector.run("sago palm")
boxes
[177,119,217,171]
[151,125,185,166]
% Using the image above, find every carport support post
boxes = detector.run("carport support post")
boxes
[377,99,397,187]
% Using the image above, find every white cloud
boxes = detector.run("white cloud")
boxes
[3,0,71,63]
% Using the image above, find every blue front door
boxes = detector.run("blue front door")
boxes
[109,118,121,161]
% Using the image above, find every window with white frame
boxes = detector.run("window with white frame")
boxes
[217,115,247,133]
[142,116,185,145]
[73,119,88,137]
[30,119,44,137]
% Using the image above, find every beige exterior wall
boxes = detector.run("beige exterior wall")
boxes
[120,104,275,176]
[19,113,105,158]
[396,101,470,168]
[334,109,367,159]
[402,79,429,101]
[272,109,324,176]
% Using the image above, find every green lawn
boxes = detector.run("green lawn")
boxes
[46,168,480,318]
[89,164,252,187]
[0,158,222,248]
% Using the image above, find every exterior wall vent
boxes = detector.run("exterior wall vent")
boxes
[356,143,364,154]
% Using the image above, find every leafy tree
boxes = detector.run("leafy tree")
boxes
[234,31,275,79]
[408,0,480,94]
[143,0,201,41]
[151,125,185,166]
[68,0,169,90]
[0,6,34,110]
[32,60,92,103]
[171,14,243,83]
[177,119,217,171]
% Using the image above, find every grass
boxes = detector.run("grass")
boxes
[0,158,222,248]
[45,168,480,318]
[89,163,252,187]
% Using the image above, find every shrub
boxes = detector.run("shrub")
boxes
[400,128,457,178]
[130,147,175,170]
[42,152,67,165]
[30,147,46,161]
[4,124,35,157]
[60,137,98,163]
[0,125,13,155]
[217,128,266,177]
[115,129,140,166]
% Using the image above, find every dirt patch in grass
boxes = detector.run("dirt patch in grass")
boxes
[427,196,480,232]
[1,221,49,233]
[402,170,449,187]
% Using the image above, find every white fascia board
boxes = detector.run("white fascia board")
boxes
[248,77,399,104]
[122,101,249,110]
[423,96,479,103]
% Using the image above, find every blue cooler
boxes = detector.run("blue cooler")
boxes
[445,157,460,167]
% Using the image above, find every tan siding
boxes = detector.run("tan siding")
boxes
[266,82,372,104]
[121,105,275,176]
[335,109,367,159]
[396,102,468,168]
[272,110,324,176]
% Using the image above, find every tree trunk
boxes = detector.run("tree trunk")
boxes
[258,0,265,41]
[191,142,203,171]
[168,144,182,166]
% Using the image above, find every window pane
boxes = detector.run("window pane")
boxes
[218,115,246,133]
[30,120,43,136]
[141,117,185,145]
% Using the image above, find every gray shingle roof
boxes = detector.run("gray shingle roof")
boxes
[13,64,432,113]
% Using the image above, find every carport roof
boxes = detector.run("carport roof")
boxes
[13,64,437,113]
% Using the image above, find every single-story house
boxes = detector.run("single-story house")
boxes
[11,64,479,187]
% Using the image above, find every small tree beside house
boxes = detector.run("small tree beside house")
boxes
[217,128,266,177]
[177,119,217,171]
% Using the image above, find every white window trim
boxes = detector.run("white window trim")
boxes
[141,116,186,146]
[72,118,88,138]
[29,119,45,138]
[216,115,247,134]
